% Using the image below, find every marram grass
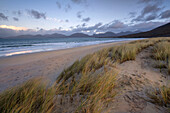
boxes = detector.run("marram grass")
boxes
[147,86,170,107]
[0,79,55,113]
[153,40,170,74]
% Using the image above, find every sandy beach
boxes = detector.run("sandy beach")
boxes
[0,41,129,92]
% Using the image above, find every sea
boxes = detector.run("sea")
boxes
[0,37,142,57]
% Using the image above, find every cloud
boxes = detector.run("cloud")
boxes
[0,25,28,31]
[82,23,86,27]
[82,17,90,22]
[47,17,66,23]
[0,13,8,21]
[65,4,71,12]
[160,10,170,19]
[13,17,19,21]
[132,4,162,22]
[71,0,86,4]
[65,19,69,22]
[77,11,83,18]
[141,4,162,16]
[129,21,166,31]
[102,20,127,30]
[13,10,22,16]
[56,1,61,9]
[145,14,157,21]
[138,0,163,4]
[27,9,46,19]
[129,12,137,18]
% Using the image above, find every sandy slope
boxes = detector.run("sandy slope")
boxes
[110,46,169,113]
[0,41,129,92]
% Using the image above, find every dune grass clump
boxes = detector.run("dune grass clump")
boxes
[153,41,170,74]
[56,68,117,113]
[109,38,160,63]
[57,48,111,83]
[77,70,117,113]
[0,79,55,113]
[153,42,170,60]
[147,86,170,107]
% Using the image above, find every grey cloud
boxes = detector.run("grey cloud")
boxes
[82,17,90,22]
[82,23,86,27]
[13,10,22,16]
[65,19,69,22]
[138,0,163,4]
[71,0,86,4]
[56,2,61,9]
[142,4,162,16]
[70,22,102,33]
[13,17,19,21]
[129,21,166,31]
[0,13,8,21]
[145,14,157,21]
[27,9,46,19]
[160,10,170,19]
[65,4,71,12]
[133,4,162,22]
[77,11,83,18]
[102,20,127,29]
[129,12,137,18]
[71,20,127,34]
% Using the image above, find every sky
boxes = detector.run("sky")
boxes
[0,0,170,37]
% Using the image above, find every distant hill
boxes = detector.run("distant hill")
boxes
[3,33,67,39]
[93,31,141,38]
[118,22,170,38]
[116,30,141,36]
[43,33,66,38]
[3,33,90,39]
[69,33,90,37]
[93,32,116,37]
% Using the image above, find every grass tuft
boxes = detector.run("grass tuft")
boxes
[152,40,170,74]
[147,86,170,107]
[0,79,55,113]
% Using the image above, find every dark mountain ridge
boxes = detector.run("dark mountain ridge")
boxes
[118,22,170,38]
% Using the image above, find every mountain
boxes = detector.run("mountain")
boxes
[118,22,170,38]
[69,33,90,37]
[43,33,66,38]
[93,32,116,37]
[93,31,141,37]
[116,30,141,36]
[3,33,67,39]
[2,33,91,39]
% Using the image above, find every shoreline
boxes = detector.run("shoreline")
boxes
[0,40,130,92]
[0,38,143,58]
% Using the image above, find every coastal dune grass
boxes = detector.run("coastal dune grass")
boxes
[147,86,170,107]
[0,79,55,113]
[57,38,162,84]
[152,40,170,74]
[0,37,169,113]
